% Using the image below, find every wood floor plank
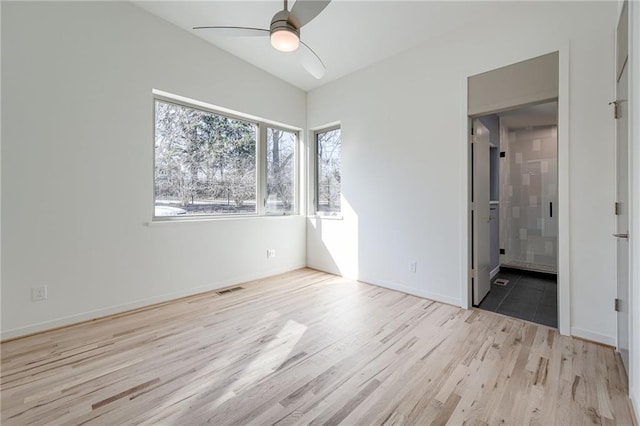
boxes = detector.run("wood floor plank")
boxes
[0,268,635,425]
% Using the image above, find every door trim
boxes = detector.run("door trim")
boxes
[627,0,640,416]
[615,0,631,378]
[460,42,571,337]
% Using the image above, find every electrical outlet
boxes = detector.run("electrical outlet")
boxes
[409,261,417,273]
[31,285,48,302]
[267,249,276,259]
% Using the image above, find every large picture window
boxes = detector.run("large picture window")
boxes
[154,97,298,218]
[315,126,341,214]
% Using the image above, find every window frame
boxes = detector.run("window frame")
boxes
[262,124,300,216]
[152,93,300,221]
[313,124,342,217]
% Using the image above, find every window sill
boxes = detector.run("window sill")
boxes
[146,214,301,226]
[308,214,344,221]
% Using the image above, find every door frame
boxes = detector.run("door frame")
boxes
[627,0,640,414]
[615,59,630,372]
[461,43,571,336]
[615,0,632,378]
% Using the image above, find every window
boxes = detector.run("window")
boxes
[315,126,341,214]
[266,128,296,214]
[154,97,298,218]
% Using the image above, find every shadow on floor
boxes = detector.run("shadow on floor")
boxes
[477,267,557,328]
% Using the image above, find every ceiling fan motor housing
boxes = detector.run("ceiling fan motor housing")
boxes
[269,9,300,52]
[270,10,300,37]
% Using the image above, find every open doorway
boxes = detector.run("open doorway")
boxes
[472,101,559,328]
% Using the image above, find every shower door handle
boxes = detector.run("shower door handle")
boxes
[613,233,629,239]
[549,202,553,218]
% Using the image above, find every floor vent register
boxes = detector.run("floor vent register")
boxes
[217,286,245,295]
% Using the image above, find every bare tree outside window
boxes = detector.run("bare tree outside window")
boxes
[154,100,257,216]
[316,128,341,214]
[266,128,296,214]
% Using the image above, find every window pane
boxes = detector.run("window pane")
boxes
[316,128,341,213]
[154,100,257,216]
[266,128,296,214]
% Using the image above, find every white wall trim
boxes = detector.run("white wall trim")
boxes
[306,262,341,277]
[360,276,462,307]
[460,77,471,310]
[490,266,500,280]
[460,41,572,337]
[571,327,616,347]
[309,262,462,307]
[557,42,572,337]
[0,263,305,341]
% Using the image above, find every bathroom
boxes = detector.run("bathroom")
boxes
[476,101,558,327]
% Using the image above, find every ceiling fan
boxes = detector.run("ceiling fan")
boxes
[193,0,331,79]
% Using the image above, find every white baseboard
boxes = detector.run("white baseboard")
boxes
[359,276,462,307]
[304,264,462,307]
[0,263,305,341]
[305,262,342,277]
[490,266,500,280]
[570,327,616,346]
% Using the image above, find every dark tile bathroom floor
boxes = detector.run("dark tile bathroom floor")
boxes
[477,267,557,328]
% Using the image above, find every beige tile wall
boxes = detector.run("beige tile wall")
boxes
[499,125,558,272]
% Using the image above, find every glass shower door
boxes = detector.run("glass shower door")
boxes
[503,126,557,273]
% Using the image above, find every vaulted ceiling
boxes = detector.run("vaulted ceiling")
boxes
[135,1,555,91]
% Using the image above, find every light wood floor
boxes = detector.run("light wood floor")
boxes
[1,269,635,425]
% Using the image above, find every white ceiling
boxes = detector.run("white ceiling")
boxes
[134,1,532,91]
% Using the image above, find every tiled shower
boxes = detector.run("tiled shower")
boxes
[499,125,558,273]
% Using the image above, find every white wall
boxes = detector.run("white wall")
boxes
[307,2,618,343]
[0,0,3,335]
[0,2,307,339]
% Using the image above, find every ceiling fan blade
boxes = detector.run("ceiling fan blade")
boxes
[288,0,331,29]
[192,26,270,37]
[298,40,325,79]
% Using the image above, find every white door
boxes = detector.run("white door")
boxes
[615,0,629,374]
[473,120,491,305]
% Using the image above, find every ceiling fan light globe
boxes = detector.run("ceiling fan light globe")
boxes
[270,29,299,52]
